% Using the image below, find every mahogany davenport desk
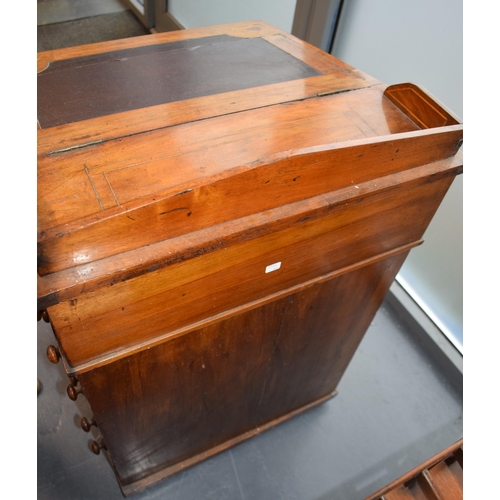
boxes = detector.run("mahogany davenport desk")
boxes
[37,21,463,496]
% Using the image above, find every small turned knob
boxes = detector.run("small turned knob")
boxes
[46,345,61,364]
[67,383,83,401]
[42,310,50,323]
[81,416,96,433]
[91,439,106,455]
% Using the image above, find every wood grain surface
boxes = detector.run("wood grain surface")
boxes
[78,252,408,489]
[37,86,461,276]
[46,159,458,371]
[365,439,463,500]
[38,22,463,495]
[37,153,462,313]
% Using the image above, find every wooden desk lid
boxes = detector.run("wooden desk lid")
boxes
[37,21,462,304]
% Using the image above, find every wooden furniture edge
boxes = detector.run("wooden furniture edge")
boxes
[364,438,463,500]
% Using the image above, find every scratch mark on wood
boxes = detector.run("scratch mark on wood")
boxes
[174,189,193,197]
[159,207,189,215]
[317,87,360,97]
[345,101,377,136]
[84,166,104,211]
[103,173,120,206]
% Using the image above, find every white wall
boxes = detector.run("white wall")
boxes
[332,0,463,350]
[169,0,298,33]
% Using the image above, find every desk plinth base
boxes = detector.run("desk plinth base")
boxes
[116,390,338,497]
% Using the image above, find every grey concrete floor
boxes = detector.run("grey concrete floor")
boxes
[37,0,127,26]
[37,298,463,500]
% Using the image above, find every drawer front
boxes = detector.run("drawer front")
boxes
[47,171,454,370]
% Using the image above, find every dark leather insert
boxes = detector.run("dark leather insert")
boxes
[37,35,322,128]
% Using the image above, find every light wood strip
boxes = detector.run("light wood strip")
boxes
[262,33,355,74]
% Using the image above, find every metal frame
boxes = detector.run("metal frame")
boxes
[123,0,155,29]
[154,0,184,32]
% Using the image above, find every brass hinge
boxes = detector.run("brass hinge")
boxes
[48,140,104,155]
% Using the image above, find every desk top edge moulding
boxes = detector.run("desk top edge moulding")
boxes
[37,21,463,496]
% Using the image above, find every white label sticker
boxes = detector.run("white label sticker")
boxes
[265,262,281,273]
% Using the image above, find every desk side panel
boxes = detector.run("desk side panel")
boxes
[78,251,408,487]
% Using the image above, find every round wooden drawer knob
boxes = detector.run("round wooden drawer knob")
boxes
[46,345,61,364]
[81,417,97,433]
[91,439,106,455]
[38,310,50,322]
[67,383,83,401]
